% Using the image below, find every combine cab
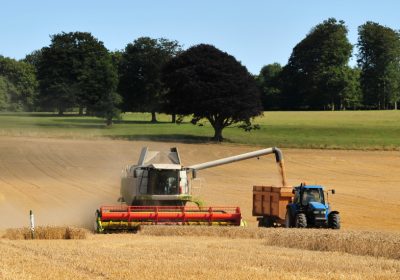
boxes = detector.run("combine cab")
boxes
[95,146,287,233]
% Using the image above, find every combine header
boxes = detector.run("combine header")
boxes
[95,147,286,233]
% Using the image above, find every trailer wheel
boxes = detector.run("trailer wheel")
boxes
[295,213,307,228]
[329,213,340,229]
[258,216,274,227]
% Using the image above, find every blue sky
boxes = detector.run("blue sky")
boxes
[1,0,399,74]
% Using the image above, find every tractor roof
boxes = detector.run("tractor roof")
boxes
[301,185,324,189]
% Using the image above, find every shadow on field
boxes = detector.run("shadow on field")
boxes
[0,113,78,118]
[35,123,105,129]
[53,118,177,125]
[107,134,214,143]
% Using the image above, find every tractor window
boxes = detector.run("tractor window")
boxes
[148,169,179,195]
[302,188,324,205]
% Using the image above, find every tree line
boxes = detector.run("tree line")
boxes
[0,18,399,139]
[258,19,400,111]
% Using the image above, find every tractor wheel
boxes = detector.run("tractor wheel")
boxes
[295,213,307,228]
[284,211,292,228]
[329,213,340,229]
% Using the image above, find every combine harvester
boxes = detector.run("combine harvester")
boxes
[95,146,340,232]
[95,147,287,232]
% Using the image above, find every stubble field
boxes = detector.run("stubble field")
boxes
[0,136,399,279]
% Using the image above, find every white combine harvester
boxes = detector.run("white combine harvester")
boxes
[95,147,286,232]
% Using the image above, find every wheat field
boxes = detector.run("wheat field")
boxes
[1,228,400,280]
[0,137,400,279]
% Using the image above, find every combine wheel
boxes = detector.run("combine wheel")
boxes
[329,213,340,229]
[94,209,104,233]
[295,213,307,228]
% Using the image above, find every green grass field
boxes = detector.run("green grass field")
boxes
[0,111,399,150]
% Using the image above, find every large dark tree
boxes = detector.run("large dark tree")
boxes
[357,22,400,109]
[162,44,262,141]
[118,37,181,122]
[281,18,353,110]
[0,56,38,111]
[256,63,282,110]
[37,32,120,124]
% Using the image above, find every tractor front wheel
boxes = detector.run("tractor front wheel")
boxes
[329,213,340,229]
[295,213,307,228]
[284,211,293,228]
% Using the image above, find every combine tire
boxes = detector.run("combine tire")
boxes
[329,213,340,229]
[295,213,307,228]
[284,211,293,228]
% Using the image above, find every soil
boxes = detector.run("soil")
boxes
[0,136,399,231]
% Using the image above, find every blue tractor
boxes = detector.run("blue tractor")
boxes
[285,183,340,229]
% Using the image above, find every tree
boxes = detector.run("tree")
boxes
[162,44,262,141]
[23,49,43,70]
[0,76,17,110]
[0,56,38,111]
[281,18,353,110]
[256,63,282,110]
[37,32,120,123]
[357,22,400,109]
[118,37,181,122]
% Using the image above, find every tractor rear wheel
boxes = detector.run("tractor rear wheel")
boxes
[329,213,340,229]
[295,213,307,228]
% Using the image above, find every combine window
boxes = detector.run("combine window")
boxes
[148,169,179,195]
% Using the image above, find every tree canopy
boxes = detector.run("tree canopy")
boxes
[0,56,38,111]
[37,32,120,123]
[256,63,282,110]
[357,22,400,109]
[281,18,353,110]
[162,44,262,141]
[118,37,181,122]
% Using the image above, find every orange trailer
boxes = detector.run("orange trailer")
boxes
[252,186,294,227]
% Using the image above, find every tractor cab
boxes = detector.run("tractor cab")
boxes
[287,183,340,229]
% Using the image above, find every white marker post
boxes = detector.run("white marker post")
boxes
[29,210,35,239]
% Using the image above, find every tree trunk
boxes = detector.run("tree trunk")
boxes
[395,101,398,110]
[171,113,176,123]
[106,118,113,126]
[212,127,223,142]
[151,111,157,123]
[78,107,84,116]
[58,108,64,116]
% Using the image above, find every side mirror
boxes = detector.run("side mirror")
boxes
[331,189,336,194]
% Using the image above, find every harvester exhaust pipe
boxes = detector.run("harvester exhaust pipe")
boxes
[189,147,287,187]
